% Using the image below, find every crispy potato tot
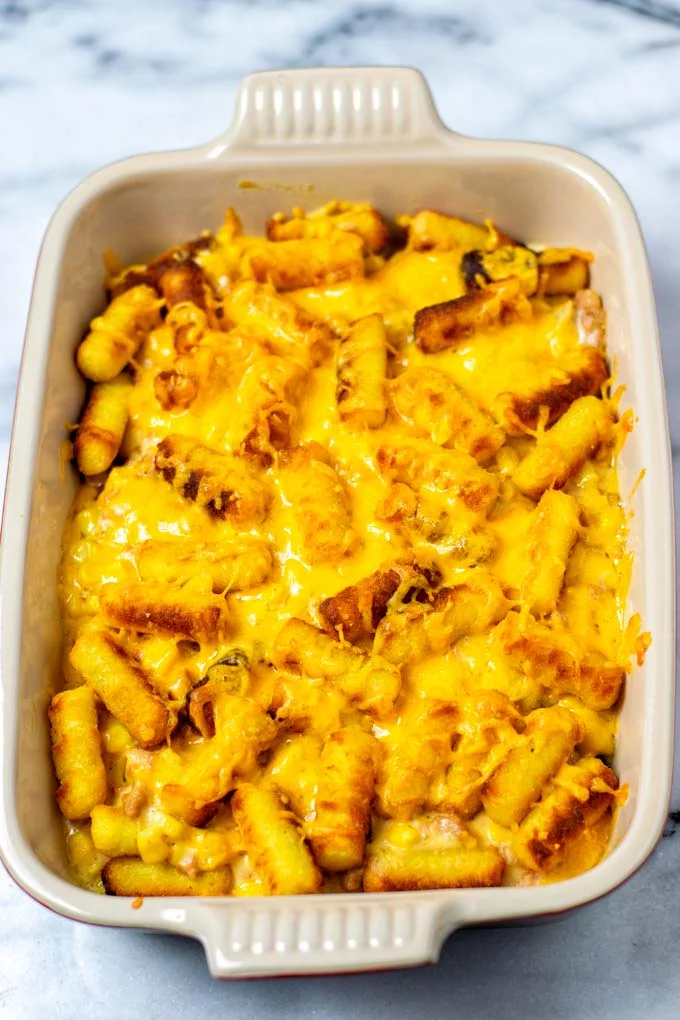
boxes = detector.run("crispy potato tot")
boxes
[90,805,139,857]
[159,694,276,820]
[138,536,272,593]
[264,734,322,819]
[493,347,609,436]
[502,619,624,710]
[272,618,400,718]
[318,557,440,644]
[377,703,458,819]
[515,757,618,871]
[462,245,538,295]
[557,697,616,758]
[74,375,132,476]
[278,444,357,564]
[49,685,107,820]
[336,313,388,428]
[267,202,389,253]
[390,366,505,463]
[231,784,321,895]
[308,729,380,871]
[374,572,509,665]
[437,692,524,819]
[414,278,532,354]
[157,259,215,315]
[377,439,499,514]
[69,631,170,749]
[376,483,497,560]
[76,285,160,382]
[100,583,230,641]
[481,706,582,826]
[247,233,364,291]
[107,237,214,298]
[363,845,504,891]
[187,654,251,737]
[226,280,333,364]
[400,210,507,253]
[521,490,581,616]
[576,655,626,711]
[537,248,592,297]
[102,858,232,896]
[236,354,304,465]
[513,395,615,499]
[155,434,270,525]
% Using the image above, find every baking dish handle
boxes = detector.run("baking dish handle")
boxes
[205,67,457,156]
[193,896,453,978]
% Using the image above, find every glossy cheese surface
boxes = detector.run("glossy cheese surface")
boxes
[55,203,645,896]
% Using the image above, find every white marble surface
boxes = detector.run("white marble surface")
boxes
[2,0,680,1016]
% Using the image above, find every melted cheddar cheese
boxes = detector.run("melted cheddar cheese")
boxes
[53,202,645,898]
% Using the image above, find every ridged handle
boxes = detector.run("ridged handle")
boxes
[194,897,451,978]
[212,67,454,153]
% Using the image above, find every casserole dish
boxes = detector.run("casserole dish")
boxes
[0,66,674,978]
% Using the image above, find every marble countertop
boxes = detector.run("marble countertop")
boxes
[2,0,680,1016]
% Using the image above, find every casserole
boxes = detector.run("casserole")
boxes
[0,65,674,977]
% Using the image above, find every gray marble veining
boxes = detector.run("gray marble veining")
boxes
[2,0,680,1016]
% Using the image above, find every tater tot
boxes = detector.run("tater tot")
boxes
[236,354,304,465]
[69,631,170,749]
[522,490,581,615]
[400,210,497,253]
[481,706,581,827]
[336,313,388,428]
[76,284,160,382]
[391,366,505,463]
[363,845,505,891]
[513,396,615,500]
[537,248,592,297]
[272,618,401,718]
[374,572,509,665]
[102,858,232,896]
[74,375,132,476]
[49,685,107,820]
[377,439,499,514]
[414,278,532,354]
[377,703,458,819]
[247,233,364,291]
[231,784,321,895]
[515,757,618,871]
[503,623,625,710]
[308,729,380,871]
[267,202,389,254]
[318,557,440,644]
[160,695,276,820]
[155,434,270,525]
[100,582,230,641]
[90,805,139,857]
[158,259,215,315]
[278,445,357,564]
[492,348,609,436]
[226,280,333,364]
[137,536,272,593]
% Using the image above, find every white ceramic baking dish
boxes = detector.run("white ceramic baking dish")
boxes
[0,66,674,979]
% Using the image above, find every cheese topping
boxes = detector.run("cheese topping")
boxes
[54,203,645,896]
